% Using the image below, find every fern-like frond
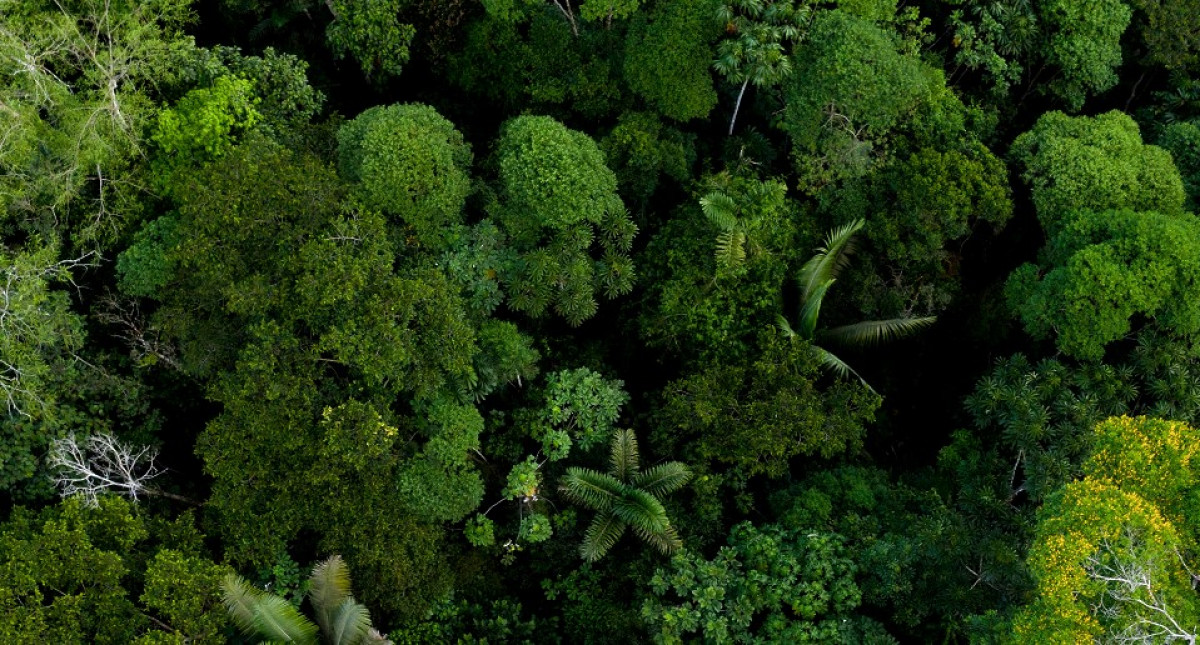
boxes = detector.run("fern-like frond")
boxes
[812,345,874,392]
[798,279,834,340]
[631,462,692,498]
[581,511,627,562]
[638,522,683,556]
[309,555,351,638]
[221,574,318,644]
[612,487,670,536]
[714,230,747,269]
[560,468,623,511]
[609,429,639,481]
[821,316,937,348]
[699,191,739,231]
[797,218,863,301]
[328,598,373,645]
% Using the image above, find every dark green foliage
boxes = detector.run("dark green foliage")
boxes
[623,0,721,121]
[1158,120,1200,211]
[325,0,415,82]
[656,330,879,478]
[643,523,873,642]
[600,111,696,202]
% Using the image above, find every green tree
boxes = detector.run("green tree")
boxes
[222,555,391,644]
[337,104,472,248]
[1011,110,1185,232]
[325,0,415,82]
[0,497,231,644]
[1005,208,1200,360]
[946,0,1132,109]
[491,115,636,325]
[0,0,193,241]
[559,429,692,561]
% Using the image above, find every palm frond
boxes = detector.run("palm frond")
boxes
[609,429,639,481]
[638,522,683,556]
[714,230,747,269]
[631,462,692,498]
[777,313,797,339]
[699,192,739,231]
[559,468,623,511]
[611,487,670,535]
[309,555,352,638]
[221,574,318,644]
[821,316,936,347]
[328,598,373,645]
[797,218,863,301]
[797,279,834,340]
[812,345,874,392]
[581,511,627,562]
[364,628,394,644]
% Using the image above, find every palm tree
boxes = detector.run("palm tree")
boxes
[559,429,692,562]
[779,218,936,391]
[221,555,391,645]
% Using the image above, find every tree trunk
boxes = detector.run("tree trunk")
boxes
[729,79,750,136]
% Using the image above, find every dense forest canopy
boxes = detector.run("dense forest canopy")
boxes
[3,0,1200,641]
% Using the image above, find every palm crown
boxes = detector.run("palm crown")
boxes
[221,555,391,645]
[779,218,936,390]
[559,429,692,562]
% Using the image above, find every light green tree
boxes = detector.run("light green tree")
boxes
[713,0,811,134]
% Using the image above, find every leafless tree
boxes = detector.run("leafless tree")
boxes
[95,292,182,371]
[1086,529,1199,644]
[47,433,194,507]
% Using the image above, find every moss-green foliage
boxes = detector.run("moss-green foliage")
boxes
[1006,209,1200,360]
[784,10,946,188]
[153,76,261,162]
[1011,111,1186,231]
[643,523,871,643]
[623,0,721,121]
[493,115,636,324]
[337,103,472,247]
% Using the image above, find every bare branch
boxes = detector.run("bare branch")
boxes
[48,433,164,507]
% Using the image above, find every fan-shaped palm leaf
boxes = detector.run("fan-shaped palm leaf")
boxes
[821,316,937,348]
[221,574,319,644]
[559,468,623,511]
[797,278,834,340]
[631,462,692,498]
[612,487,671,535]
[328,598,373,645]
[309,555,352,640]
[582,511,628,562]
[609,428,639,481]
[699,192,739,231]
[797,218,863,301]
